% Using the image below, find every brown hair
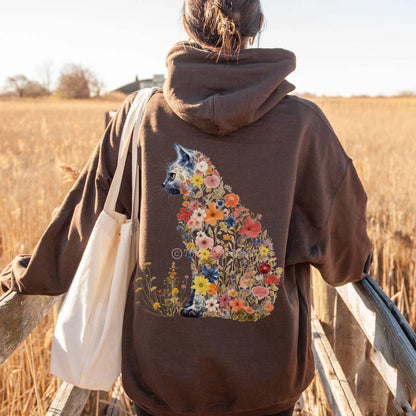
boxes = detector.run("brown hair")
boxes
[183,0,263,56]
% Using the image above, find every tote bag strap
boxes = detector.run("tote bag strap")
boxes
[104,88,156,217]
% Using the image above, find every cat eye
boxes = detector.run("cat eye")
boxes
[169,172,176,181]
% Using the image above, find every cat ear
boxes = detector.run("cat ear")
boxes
[174,143,193,164]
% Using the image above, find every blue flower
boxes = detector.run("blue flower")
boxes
[177,225,184,232]
[237,236,246,245]
[201,265,220,283]
[186,252,194,259]
[183,233,189,239]
[216,199,225,209]
[225,215,236,228]
[253,238,261,247]
[230,274,237,280]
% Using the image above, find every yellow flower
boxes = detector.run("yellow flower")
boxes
[144,262,152,267]
[172,288,179,295]
[183,195,189,200]
[229,289,238,297]
[153,302,161,309]
[276,267,283,275]
[259,246,269,258]
[191,174,204,187]
[199,249,210,260]
[191,275,211,295]
[206,168,213,175]
[187,242,195,250]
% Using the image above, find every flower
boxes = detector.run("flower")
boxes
[263,238,274,251]
[239,271,256,288]
[177,208,191,222]
[187,217,201,228]
[202,265,220,282]
[183,233,189,239]
[204,202,224,226]
[188,199,200,210]
[196,233,214,249]
[233,206,244,218]
[206,297,219,312]
[225,193,240,207]
[229,298,245,312]
[276,267,283,275]
[240,289,250,297]
[259,246,269,258]
[210,245,224,259]
[245,306,255,314]
[208,283,218,295]
[191,275,211,295]
[183,200,189,207]
[238,216,262,238]
[153,302,161,309]
[196,160,208,172]
[176,225,184,232]
[172,288,179,295]
[237,236,246,245]
[191,174,204,187]
[191,208,206,224]
[187,242,195,250]
[253,238,261,247]
[218,293,231,307]
[264,274,280,285]
[206,167,213,175]
[143,262,152,267]
[252,286,270,300]
[264,303,274,312]
[214,200,225,210]
[225,215,237,228]
[258,263,271,274]
[229,289,238,297]
[223,234,231,241]
[204,175,221,188]
[181,284,187,289]
[198,249,211,260]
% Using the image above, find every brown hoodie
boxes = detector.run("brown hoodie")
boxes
[1,41,372,415]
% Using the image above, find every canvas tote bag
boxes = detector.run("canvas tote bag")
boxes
[51,88,156,391]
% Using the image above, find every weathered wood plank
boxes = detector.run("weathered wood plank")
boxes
[336,277,416,405]
[311,313,363,416]
[46,382,91,416]
[0,291,62,364]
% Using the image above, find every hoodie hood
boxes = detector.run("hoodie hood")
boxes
[163,41,296,136]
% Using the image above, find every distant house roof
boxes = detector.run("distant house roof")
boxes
[115,74,165,94]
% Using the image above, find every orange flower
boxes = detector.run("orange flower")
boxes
[245,306,255,314]
[208,283,218,295]
[225,193,240,207]
[264,303,274,312]
[229,298,245,312]
[183,200,189,207]
[223,234,231,241]
[204,202,224,226]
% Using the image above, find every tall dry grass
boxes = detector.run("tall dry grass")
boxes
[0,96,415,415]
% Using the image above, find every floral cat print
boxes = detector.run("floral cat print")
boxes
[136,143,282,322]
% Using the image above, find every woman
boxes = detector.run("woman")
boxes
[1,0,372,415]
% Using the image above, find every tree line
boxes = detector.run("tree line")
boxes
[2,63,104,99]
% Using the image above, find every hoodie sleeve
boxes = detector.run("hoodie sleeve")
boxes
[0,93,138,296]
[310,160,373,286]
[285,98,372,286]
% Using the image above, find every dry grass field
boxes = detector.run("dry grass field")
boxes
[0,95,415,415]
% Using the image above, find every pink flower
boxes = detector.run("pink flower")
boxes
[238,216,261,238]
[188,200,200,210]
[196,234,214,249]
[252,286,270,300]
[218,293,231,307]
[210,245,224,259]
[204,175,221,188]
[239,271,256,289]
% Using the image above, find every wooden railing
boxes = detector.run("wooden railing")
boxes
[1,273,416,415]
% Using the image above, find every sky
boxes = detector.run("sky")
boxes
[1,0,415,97]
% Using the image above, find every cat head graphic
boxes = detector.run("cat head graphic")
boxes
[163,143,196,195]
